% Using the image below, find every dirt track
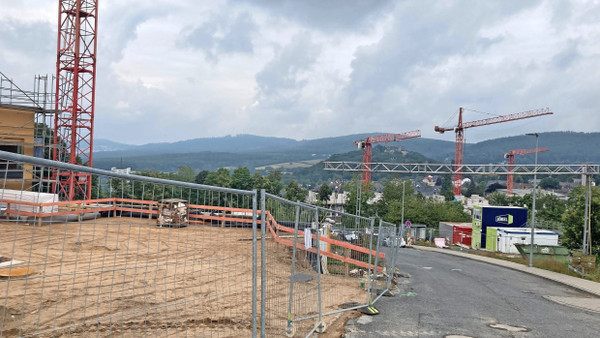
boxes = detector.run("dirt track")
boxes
[0,216,363,337]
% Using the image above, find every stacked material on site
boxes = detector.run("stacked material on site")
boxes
[0,189,59,214]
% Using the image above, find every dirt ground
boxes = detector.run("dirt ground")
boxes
[0,216,364,337]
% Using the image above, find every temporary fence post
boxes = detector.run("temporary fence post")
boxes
[285,203,301,336]
[401,224,405,243]
[314,207,324,332]
[366,218,375,305]
[372,219,384,297]
[344,247,350,276]
[252,190,258,338]
[387,225,399,291]
[260,190,266,338]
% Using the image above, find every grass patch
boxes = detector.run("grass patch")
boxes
[417,244,600,282]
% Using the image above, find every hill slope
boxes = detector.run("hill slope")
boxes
[92,132,600,174]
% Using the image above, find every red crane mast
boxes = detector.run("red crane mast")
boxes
[505,147,548,195]
[355,130,421,184]
[53,0,98,200]
[434,107,553,196]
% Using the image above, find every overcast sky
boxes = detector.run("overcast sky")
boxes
[1,0,598,145]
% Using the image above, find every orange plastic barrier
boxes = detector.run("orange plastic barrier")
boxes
[264,212,384,272]
[0,196,384,272]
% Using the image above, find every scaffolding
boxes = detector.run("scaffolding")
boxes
[0,71,57,192]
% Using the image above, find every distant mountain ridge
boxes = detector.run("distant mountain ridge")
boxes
[94,133,452,159]
[93,131,600,173]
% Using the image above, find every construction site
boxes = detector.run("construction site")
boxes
[2,1,600,338]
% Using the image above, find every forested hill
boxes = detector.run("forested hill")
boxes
[461,132,600,164]
[92,131,600,173]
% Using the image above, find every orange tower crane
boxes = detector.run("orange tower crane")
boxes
[505,147,548,195]
[434,107,553,196]
[355,130,421,184]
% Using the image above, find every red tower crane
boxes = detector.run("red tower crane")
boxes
[53,0,98,200]
[505,147,548,195]
[434,107,553,196]
[355,130,421,184]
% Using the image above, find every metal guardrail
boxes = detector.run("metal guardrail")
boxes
[1,151,402,337]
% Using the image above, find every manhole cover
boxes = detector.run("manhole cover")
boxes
[488,323,529,332]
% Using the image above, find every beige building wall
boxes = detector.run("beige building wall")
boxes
[0,105,36,190]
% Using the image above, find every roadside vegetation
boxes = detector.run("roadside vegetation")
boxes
[118,165,598,262]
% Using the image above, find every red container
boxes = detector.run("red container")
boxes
[453,224,472,246]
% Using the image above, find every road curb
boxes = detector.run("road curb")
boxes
[409,245,600,298]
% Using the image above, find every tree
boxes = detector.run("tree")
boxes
[266,171,284,195]
[488,192,512,206]
[539,177,560,190]
[440,176,454,201]
[384,193,469,227]
[251,172,269,191]
[175,166,196,183]
[561,186,600,254]
[205,168,231,188]
[317,184,333,202]
[343,176,375,217]
[536,193,566,225]
[231,167,253,190]
[284,181,308,202]
[195,170,210,184]
[464,181,477,198]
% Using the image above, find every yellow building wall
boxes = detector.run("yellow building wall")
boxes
[0,106,36,189]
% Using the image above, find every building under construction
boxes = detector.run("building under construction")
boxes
[0,72,56,192]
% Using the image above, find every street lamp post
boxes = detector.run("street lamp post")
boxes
[400,180,406,238]
[526,133,539,267]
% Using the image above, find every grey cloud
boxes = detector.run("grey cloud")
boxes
[184,23,216,51]
[0,19,54,55]
[552,40,580,69]
[246,0,393,33]
[181,11,256,59]
[341,1,539,112]
[219,12,255,54]
[247,33,324,133]
[0,19,55,85]
[255,33,321,99]
[100,5,170,64]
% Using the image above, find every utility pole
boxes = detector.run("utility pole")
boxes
[583,172,592,254]
[526,133,539,267]
[400,180,406,238]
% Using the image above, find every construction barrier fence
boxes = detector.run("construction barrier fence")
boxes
[0,150,401,337]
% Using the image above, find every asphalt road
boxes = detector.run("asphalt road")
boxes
[344,248,600,337]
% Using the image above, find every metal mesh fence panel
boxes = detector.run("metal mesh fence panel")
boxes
[372,220,399,302]
[1,150,405,337]
[262,196,381,337]
[306,206,379,313]
[261,194,321,337]
[0,151,258,337]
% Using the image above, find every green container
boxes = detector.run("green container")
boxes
[486,227,498,251]
[472,223,482,249]
[514,244,570,262]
